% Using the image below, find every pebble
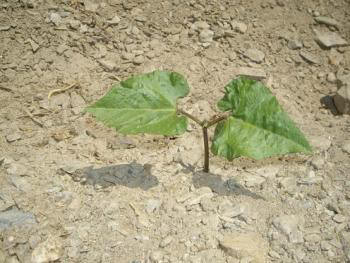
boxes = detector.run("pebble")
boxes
[0,25,11,31]
[133,56,145,65]
[145,199,162,214]
[310,157,325,170]
[107,15,120,25]
[334,85,350,114]
[231,20,248,33]
[199,29,214,43]
[70,92,85,108]
[326,72,337,83]
[219,201,245,218]
[333,214,347,223]
[328,51,343,66]
[28,39,40,53]
[49,12,62,26]
[272,215,304,243]
[288,39,303,50]
[98,59,117,71]
[219,232,268,262]
[191,21,210,32]
[159,236,173,248]
[299,51,320,64]
[0,207,36,230]
[314,16,340,29]
[6,133,21,142]
[236,67,266,80]
[31,235,63,263]
[84,0,99,12]
[342,141,350,154]
[69,19,80,30]
[315,30,348,48]
[149,250,164,263]
[243,48,265,63]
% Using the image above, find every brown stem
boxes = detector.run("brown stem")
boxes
[205,111,232,128]
[202,126,209,173]
[177,109,203,126]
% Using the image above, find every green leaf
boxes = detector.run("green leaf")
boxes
[212,76,312,160]
[86,70,189,135]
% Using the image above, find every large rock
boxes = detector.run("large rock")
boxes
[219,232,268,262]
[334,77,350,114]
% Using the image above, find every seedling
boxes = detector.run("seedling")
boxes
[86,70,312,173]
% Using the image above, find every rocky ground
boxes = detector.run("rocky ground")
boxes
[1,0,350,262]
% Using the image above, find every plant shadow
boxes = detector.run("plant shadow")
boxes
[73,162,158,190]
[179,162,265,200]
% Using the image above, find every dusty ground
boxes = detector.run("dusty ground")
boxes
[1,0,350,262]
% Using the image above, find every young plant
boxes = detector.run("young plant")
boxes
[86,70,312,173]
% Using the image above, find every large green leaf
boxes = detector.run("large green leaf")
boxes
[86,70,189,135]
[212,77,312,160]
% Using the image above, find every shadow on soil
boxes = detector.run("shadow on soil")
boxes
[320,95,339,115]
[75,162,158,190]
[180,163,265,200]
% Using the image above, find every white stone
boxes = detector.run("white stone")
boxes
[219,232,268,262]
[236,67,266,80]
[31,236,63,263]
[272,215,304,243]
[244,48,265,63]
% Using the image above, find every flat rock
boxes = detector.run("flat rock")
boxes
[299,51,320,64]
[49,12,62,26]
[31,235,63,263]
[6,133,21,142]
[272,215,304,243]
[334,85,350,114]
[314,16,340,28]
[244,48,265,63]
[199,29,214,43]
[191,21,210,32]
[236,67,266,80]
[219,232,268,262]
[288,38,303,50]
[98,59,117,71]
[0,25,11,31]
[0,207,36,230]
[231,20,247,33]
[107,15,120,25]
[315,30,348,48]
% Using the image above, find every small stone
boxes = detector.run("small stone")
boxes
[0,25,11,31]
[342,141,350,154]
[315,30,348,48]
[133,56,145,65]
[31,235,63,263]
[70,92,85,108]
[288,39,303,50]
[199,29,214,43]
[314,16,340,29]
[84,0,99,12]
[69,19,80,30]
[304,234,321,243]
[309,136,331,151]
[219,232,268,262]
[104,14,119,25]
[328,49,343,66]
[236,67,266,80]
[219,202,245,218]
[149,250,164,263]
[231,20,247,33]
[0,207,36,230]
[244,48,265,63]
[333,214,347,223]
[326,72,337,83]
[311,157,325,170]
[159,236,173,248]
[191,21,210,32]
[320,241,332,251]
[299,51,320,64]
[244,174,265,187]
[56,44,68,55]
[28,39,40,52]
[49,12,62,26]
[334,85,350,114]
[145,199,162,214]
[6,133,21,142]
[272,215,304,243]
[98,59,117,71]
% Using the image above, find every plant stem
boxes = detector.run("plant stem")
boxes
[205,111,232,128]
[177,109,203,126]
[202,126,209,173]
